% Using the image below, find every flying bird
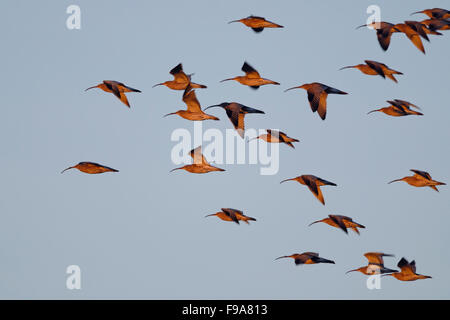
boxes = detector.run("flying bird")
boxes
[411,8,450,20]
[249,129,299,148]
[164,86,219,121]
[403,21,431,41]
[357,21,398,51]
[393,23,426,54]
[61,162,119,174]
[205,208,256,225]
[420,18,450,31]
[228,15,283,33]
[280,174,337,205]
[285,82,347,120]
[346,252,398,275]
[204,102,265,138]
[221,62,280,89]
[85,80,141,108]
[340,60,403,82]
[170,146,224,174]
[368,99,423,117]
[275,252,335,265]
[389,169,446,192]
[153,63,207,90]
[309,215,365,235]
[385,258,432,281]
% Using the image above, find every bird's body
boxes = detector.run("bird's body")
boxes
[393,23,426,53]
[420,18,450,31]
[164,86,219,121]
[347,252,398,275]
[85,80,141,108]
[389,169,446,191]
[368,99,423,117]
[275,252,335,265]
[170,146,224,174]
[61,162,119,174]
[387,258,432,281]
[412,8,450,20]
[285,82,347,120]
[280,174,337,205]
[340,60,403,82]
[221,62,280,89]
[309,215,365,235]
[205,208,256,225]
[153,63,207,90]
[204,102,265,138]
[250,129,299,148]
[357,22,398,51]
[228,15,283,33]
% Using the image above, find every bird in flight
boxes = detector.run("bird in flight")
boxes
[170,146,224,174]
[389,169,446,192]
[385,258,432,281]
[419,18,450,32]
[368,99,423,117]
[228,15,283,33]
[153,63,207,90]
[411,8,450,20]
[346,252,398,275]
[309,215,365,235]
[249,129,299,149]
[275,252,335,265]
[285,82,347,120]
[61,162,119,174]
[340,60,403,82]
[357,21,398,51]
[85,80,141,108]
[164,86,219,121]
[280,174,337,205]
[204,102,265,138]
[393,22,427,54]
[221,62,280,90]
[205,208,256,225]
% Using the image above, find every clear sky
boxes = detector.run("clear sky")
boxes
[0,0,449,299]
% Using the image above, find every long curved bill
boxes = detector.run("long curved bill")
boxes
[410,11,422,16]
[203,105,223,111]
[170,167,182,172]
[228,20,241,24]
[280,178,295,184]
[345,269,359,274]
[274,256,289,261]
[339,66,355,71]
[284,86,301,92]
[152,83,164,88]
[61,166,74,174]
[356,24,368,30]
[85,85,98,91]
[220,78,234,83]
[367,109,380,115]
[163,112,177,117]
[388,178,403,184]
[204,213,216,218]
[308,220,322,227]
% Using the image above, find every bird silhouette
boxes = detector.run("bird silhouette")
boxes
[340,60,403,82]
[385,258,432,281]
[393,23,426,54]
[221,62,280,89]
[346,252,398,275]
[153,63,207,90]
[285,82,347,120]
[205,208,256,225]
[249,129,299,148]
[368,99,423,117]
[85,80,141,108]
[228,15,283,33]
[309,215,365,235]
[275,252,335,265]
[389,169,446,192]
[280,174,337,205]
[357,21,398,51]
[61,162,119,174]
[170,146,224,174]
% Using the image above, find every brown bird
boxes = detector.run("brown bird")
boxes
[389,169,446,192]
[204,102,265,138]
[221,62,280,90]
[404,21,432,40]
[357,21,398,51]
[249,129,299,148]
[309,215,365,235]
[275,252,335,265]
[368,99,423,117]
[85,80,141,108]
[153,63,207,90]
[163,86,219,121]
[393,23,426,54]
[61,162,119,174]
[385,258,432,281]
[285,82,347,120]
[346,252,398,275]
[340,60,403,82]
[170,146,224,174]
[205,208,256,225]
[420,18,450,31]
[280,174,337,205]
[228,15,283,33]
[412,8,450,20]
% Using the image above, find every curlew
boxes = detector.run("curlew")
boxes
[249,129,299,148]
[357,21,398,51]
[393,23,426,54]
[204,102,265,138]
[205,208,256,225]
[340,60,403,82]
[309,215,365,235]
[285,82,347,120]
[61,162,118,174]
[228,15,283,33]
[385,258,432,281]
[275,252,335,265]
[412,8,450,20]
[85,80,141,108]
[346,252,398,275]
[368,99,423,117]
[280,174,337,205]
[221,62,280,90]
[170,146,224,174]
[389,169,446,192]
[420,18,450,31]
[153,63,207,90]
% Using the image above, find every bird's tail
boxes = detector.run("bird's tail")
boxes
[316,257,335,264]
[327,87,348,95]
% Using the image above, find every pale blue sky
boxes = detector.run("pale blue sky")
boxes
[0,0,449,299]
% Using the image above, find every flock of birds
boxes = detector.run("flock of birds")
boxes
[61,8,450,283]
